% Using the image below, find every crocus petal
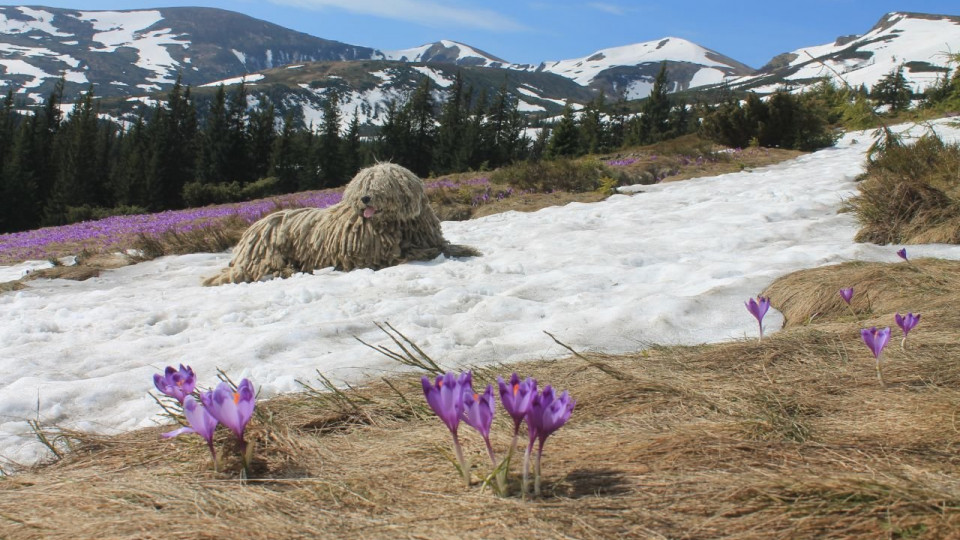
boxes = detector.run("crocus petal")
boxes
[183,395,218,443]
[839,288,854,304]
[463,384,495,440]
[745,296,770,322]
[861,327,891,359]
[162,426,196,439]
[204,380,255,439]
[498,373,536,427]
[422,372,465,434]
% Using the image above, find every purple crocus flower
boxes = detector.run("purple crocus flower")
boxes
[162,393,219,467]
[897,248,908,261]
[839,288,854,305]
[202,379,256,442]
[463,384,497,466]
[497,373,537,433]
[745,296,771,341]
[523,385,576,497]
[895,312,920,337]
[421,371,470,435]
[861,326,891,386]
[895,312,921,350]
[422,371,472,485]
[153,364,196,403]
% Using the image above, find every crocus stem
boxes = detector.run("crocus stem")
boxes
[900,336,906,351]
[846,305,859,321]
[534,440,544,497]
[239,438,250,480]
[484,437,506,494]
[522,441,533,500]
[452,433,469,487]
[758,323,763,342]
[876,358,886,387]
[207,441,218,472]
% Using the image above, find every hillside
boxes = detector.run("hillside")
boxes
[0,5,377,101]
[725,12,960,93]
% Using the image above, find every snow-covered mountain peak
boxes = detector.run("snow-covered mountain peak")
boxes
[382,39,509,68]
[736,11,960,94]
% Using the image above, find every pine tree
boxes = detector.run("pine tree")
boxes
[198,85,230,185]
[317,88,343,186]
[546,104,581,158]
[340,110,364,180]
[0,120,40,232]
[872,65,913,112]
[434,71,469,174]
[247,100,276,181]
[486,81,527,168]
[225,82,251,183]
[405,78,436,177]
[639,62,672,143]
[269,110,303,193]
[44,88,101,224]
[578,92,606,155]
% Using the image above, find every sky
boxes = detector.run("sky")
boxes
[3,119,960,468]
[0,1,957,68]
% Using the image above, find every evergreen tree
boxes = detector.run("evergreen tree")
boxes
[0,120,40,232]
[340,110,364,180]
[247,100,276,181]
[225,82,251,183]
[198,85,230,185]
[872,65,913,112]
[405,78,436,177]
[486,81,527,167]
[546,104,581,158]
[44,88,101,224]
[434,71,469,174]
[269,110,303,193]
[317,88,343,186]
[578,92,606,154]
[638,62,672,143]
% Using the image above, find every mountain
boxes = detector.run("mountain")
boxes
[140,59,596,129]
[0,5,378,102]
[381,40,510,69]
[524,37,756,99]
[725,12,960,93]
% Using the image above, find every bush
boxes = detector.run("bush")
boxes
[490,159,625,193]
[182,177,282,207]
[849,133,960,244]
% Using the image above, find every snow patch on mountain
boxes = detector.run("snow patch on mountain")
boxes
[732,12,960,93]
[534,37,748,86]
[1,7,72,37]
[383,39,508,68]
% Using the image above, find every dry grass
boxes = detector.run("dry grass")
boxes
[3,259,960,539]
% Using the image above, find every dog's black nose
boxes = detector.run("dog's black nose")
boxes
[361,196,371,205]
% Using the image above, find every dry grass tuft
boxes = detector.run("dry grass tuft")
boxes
[3,258,960,538]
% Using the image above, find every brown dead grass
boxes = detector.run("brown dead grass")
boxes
[3,260,960,539]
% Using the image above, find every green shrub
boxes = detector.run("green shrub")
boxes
[182,177,282,208]
[491,159,623,193]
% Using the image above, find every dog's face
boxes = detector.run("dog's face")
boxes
[344,163,426,222]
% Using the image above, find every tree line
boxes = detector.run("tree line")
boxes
[4,59,930,235]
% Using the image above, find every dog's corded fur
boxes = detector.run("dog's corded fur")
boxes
[203,163,480,286]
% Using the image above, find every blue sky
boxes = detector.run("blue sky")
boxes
[2,1,958,68]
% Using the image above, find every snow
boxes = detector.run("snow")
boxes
[410,65,454,88]
[200,74,265,87]
[3,120,960,467]
[535,37,737,87]
[78,10,189,87]
[0,7,72,37]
